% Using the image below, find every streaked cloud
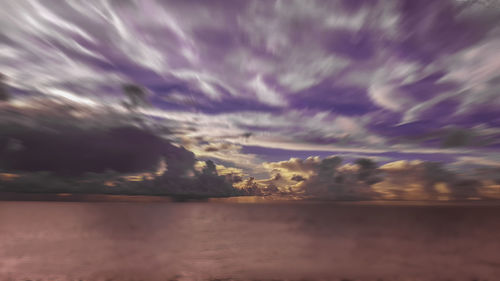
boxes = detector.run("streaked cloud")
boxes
[0,0,499,199]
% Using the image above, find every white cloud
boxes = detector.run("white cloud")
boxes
[249,75,286,106]
[439,37,500,114]
[368,60,422,112]
[454,156,500,168]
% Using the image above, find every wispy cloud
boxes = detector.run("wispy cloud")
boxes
[1,0,499,198]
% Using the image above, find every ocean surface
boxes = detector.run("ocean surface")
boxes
[1,199,500,281]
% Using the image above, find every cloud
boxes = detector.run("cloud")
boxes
[195,160,247,184]
[263,156,321,177]
[0,110,250,197]
[440,38,500,114]
[249,75,286,107]
[454,156,500,168]
[258,156,500,200]
[0,94,192,176]
[0,100,246,197]
[300,157,381,200]
[375,160,482,200]
[0,159,249,198]
[122,84,151,109]
[441,128,473,148]
[0,125,195,176]
[190,140,261,172]
[0,74,10,102]
[260,156,381,199]
[201,142,235,152]
[151,159,245,197]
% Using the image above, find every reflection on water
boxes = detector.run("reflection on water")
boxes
[1,201,500,280]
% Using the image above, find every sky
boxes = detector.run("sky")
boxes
[1,0,500,200]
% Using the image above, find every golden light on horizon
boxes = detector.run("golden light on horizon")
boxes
[0,173,20,181]
[104,181,116,187]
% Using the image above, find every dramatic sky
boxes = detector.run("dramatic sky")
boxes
[1,0,500,199]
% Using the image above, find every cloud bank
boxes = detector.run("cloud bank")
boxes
[257,156,500,200]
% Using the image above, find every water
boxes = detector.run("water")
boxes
[1,200,500,280]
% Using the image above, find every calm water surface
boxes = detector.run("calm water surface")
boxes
[1,200,500,280]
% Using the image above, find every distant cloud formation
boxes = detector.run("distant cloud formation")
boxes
[257,156,500,200]
[374,160,480,200]
[259,156,378,199]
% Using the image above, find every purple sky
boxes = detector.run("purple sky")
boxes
[1,0,500,193]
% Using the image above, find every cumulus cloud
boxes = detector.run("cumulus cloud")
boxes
[374,160,484,200]
[195,160,247,184]
[258,156,500,200]
[260,156,381,199]
[263,156,321,177]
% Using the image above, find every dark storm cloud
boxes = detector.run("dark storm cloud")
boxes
[0,159,250,198]
[0,74,10,102]
[0,125,194,176]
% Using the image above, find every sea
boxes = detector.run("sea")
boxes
[1,197,500,281]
